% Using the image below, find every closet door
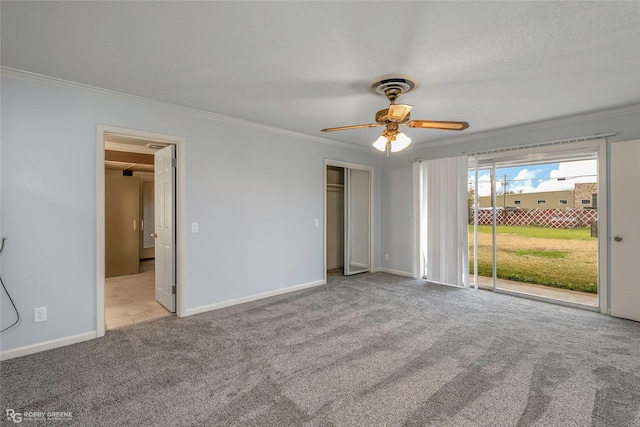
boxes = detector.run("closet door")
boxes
[105,175,140,277]
[344,168,371,275]
[326,186,344,270]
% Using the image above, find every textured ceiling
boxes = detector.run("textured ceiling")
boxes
[2,1,639,148]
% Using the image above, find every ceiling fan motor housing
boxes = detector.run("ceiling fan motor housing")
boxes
[375,108,411,125]
[368,75,419,101]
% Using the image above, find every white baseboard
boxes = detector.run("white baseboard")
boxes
[0,331,96,361]
[372,268,415,278]
[185,279,326,317]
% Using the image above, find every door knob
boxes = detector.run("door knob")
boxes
[614,236,623,242]
[150,233,158,239]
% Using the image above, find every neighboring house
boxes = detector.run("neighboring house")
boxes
[476,183,598,210]
[574,182,598,209]
[477,189,575,209]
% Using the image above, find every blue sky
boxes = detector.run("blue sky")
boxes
[468,160,598,196]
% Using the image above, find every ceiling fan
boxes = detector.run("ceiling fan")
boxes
[321,75,469,156]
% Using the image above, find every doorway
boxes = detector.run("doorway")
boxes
[326,166,344,275]
[324,160,373,280]
[104,138,171,329]
[96,125,185,337]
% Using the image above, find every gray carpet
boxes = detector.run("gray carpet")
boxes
[2,272,640,426]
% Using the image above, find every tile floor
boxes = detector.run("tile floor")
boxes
[105,260,172,330]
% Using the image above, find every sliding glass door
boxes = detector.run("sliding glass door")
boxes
[469,148,600,307]
[468,164,494,290]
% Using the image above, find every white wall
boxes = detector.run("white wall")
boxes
[380,105,640,276]
[0,73,381,354]
[3,69,636,356]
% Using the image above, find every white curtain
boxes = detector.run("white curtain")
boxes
[420,156,469,287]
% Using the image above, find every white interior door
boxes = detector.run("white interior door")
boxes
[610,139,640,322]
[344,168,371,275]
[154,145,176,312]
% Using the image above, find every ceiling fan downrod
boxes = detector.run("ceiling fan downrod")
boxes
[384,87,402,104]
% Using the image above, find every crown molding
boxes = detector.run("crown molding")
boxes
[412,103,640,149]
[0,67,370,153]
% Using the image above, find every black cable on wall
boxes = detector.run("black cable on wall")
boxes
[0,238,20,333]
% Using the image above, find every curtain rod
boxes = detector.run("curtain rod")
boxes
[413,132,616,162]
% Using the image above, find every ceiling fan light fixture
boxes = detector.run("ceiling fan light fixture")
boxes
[372,131,411,154]
[391,132,411,152]
[373,135,388,151]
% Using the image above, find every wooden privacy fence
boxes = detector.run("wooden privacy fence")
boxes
[470,208,598,228]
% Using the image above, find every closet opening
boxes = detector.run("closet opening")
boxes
[326,166,345,276]
[324,161,373,280]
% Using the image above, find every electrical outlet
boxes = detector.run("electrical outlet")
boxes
[385,253,390,261]
[34,307,47,323]
[191,222,199,233]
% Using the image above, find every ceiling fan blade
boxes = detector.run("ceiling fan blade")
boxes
[321,123,381,132]
[387,104,413,121]
[406,120,469,131]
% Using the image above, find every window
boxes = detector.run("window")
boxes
[514,200,521,205]
[537,200,546,205]
[559,199,568,205]
[582,199,591,204]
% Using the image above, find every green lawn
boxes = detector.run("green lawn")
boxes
[469,224,593,240]
[469,225,598,293]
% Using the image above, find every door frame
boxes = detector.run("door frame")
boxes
[467,139,608,313]
[96,125,187,337]
[323,159,374,283]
